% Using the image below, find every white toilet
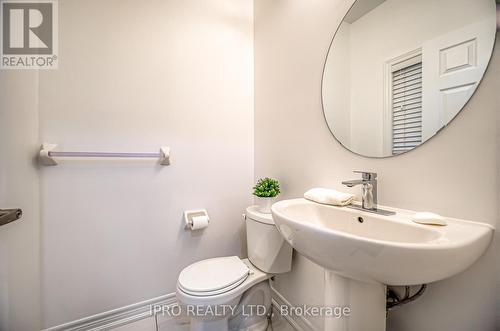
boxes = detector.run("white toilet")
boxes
[176,206,293,331]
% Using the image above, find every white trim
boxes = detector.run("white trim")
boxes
[42,294,177,331]
[270,284,319,331]
[382,48,423,156]
[41,287,301,331]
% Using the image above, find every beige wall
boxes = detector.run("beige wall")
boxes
[497,48,500,326]
[37,0,253,327]
[0,71,41,330]
[254,0,499,330]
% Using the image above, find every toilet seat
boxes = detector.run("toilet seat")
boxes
[178,256,250,297]
[176,258,272,307]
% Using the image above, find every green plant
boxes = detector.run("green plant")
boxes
[253,178,280,198]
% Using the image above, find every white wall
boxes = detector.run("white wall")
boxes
[497,47,500,326]
[254,0,499,330]
[0,71,41,330]
[38,0,253,327]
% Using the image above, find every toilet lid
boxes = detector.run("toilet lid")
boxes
[178,256,250,296]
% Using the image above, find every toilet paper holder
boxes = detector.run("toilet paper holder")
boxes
[184,209,210,230]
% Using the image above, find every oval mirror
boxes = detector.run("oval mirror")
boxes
[322,0,497,157]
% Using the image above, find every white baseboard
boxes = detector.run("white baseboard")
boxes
[270,285,320,331]
[42,294,177,331]
[42,287,314,331]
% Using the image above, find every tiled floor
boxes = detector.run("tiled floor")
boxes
[112,317,157,331]
[112,305,295,331]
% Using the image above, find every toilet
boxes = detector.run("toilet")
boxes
[176,206,293,331]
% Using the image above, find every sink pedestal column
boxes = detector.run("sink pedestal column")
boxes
[324,270,386,331]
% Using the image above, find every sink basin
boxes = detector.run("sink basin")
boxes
[271,198,493,286]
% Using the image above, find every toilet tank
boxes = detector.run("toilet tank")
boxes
[245,206,292,274]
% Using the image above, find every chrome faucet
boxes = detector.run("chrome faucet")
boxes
[342,171,395,216]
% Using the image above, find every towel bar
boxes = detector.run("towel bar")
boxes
[39,143,170,166]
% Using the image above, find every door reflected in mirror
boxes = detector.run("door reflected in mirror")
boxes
[322,0,497,158]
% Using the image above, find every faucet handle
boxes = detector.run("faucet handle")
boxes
[353,171,377,180]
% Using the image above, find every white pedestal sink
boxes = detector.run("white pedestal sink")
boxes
[271,198,493,331]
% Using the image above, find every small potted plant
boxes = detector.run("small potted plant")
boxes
[253,177,281,213]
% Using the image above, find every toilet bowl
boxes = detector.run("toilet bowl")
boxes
[176,206,293,331]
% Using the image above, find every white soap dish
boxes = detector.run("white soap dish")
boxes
[412,212,447,226]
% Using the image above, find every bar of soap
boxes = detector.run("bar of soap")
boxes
[412,212,447,226]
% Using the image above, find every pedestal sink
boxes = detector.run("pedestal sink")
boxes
[271,198,493,331]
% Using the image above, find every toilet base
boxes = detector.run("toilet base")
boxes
[177,259,274,331]
[190,317,230,331]
[185,280,272,331]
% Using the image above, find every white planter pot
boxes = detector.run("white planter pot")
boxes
[255,197,276,214]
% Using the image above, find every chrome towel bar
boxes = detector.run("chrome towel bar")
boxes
[39,143,170,166]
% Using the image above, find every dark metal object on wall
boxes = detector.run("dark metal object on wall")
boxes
[0,209,23,227]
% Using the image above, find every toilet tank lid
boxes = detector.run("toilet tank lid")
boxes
[246,206,274,225]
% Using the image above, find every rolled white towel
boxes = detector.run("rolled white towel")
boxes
[304,188,355,207]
